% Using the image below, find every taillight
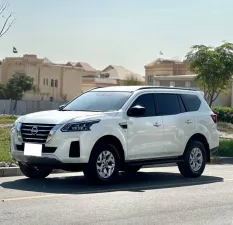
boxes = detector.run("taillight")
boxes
[211,114,217,124]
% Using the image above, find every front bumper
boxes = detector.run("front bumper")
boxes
[10,127,99,165]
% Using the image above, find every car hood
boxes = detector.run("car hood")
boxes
[17,110,111,124]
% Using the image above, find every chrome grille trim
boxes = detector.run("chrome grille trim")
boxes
[21,123,55,144]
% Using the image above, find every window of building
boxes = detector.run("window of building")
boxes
[55,79,58,87]
[51,79,54,87]
[46,78,48,85]
[155,93,180,116]
[180,94,201,112]
[147,75,153,85]
[128,93,155,117]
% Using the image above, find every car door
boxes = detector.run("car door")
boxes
[127,93,164,160]
[154,92,194,157]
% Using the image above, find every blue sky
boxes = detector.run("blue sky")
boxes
[1,0,233,75]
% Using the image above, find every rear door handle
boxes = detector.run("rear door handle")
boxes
[153,122,161,127]
[185,120,192,124]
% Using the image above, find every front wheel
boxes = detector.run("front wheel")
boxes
[19,162,52,179]
[178,140,207,178]
[83,143,120,184]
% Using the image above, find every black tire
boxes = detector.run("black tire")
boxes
[178,140,207,178]
[19,162,52,179]
[83,143,120,185]
[124,165,142,173]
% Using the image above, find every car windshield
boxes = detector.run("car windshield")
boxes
[62,91,132,112]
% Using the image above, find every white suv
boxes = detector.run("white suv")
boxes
[10,86,219,184]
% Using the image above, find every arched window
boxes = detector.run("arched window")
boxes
[55,80,58,87]
[51,79,54,87]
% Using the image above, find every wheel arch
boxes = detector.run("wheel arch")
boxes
[90,135,125,166]
[185,133,210,162]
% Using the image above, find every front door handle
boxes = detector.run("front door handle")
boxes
[185,120,192,124]
[153,122,161,127]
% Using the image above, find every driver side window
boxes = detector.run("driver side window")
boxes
[128,93,155,117]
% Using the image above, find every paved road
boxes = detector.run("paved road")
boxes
[1,165,233,225]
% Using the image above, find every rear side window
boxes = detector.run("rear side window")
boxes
[155,93,180,116]
[129,93,155,117]
[180,94,201,112]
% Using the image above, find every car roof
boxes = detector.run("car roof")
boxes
[91,86,145,92]
[90,86,197,92]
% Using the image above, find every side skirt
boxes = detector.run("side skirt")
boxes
[125,156,184,167]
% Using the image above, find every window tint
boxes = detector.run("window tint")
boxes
[180,94,201,112]
[129,93,155,117]
[155,93,180,116]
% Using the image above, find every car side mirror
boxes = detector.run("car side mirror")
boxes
[58,104,65,110]
[127,105,146,117]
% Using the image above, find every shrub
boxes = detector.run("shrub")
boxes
[212,107,233,124]
[213,139,233,157]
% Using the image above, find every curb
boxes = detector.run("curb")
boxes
[0,168,66,177]
[210,157,233,165]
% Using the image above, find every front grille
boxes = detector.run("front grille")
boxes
[21,123,55,144]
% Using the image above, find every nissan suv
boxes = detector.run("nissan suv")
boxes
[10,86,219,184]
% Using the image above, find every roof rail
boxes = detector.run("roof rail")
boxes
[137,86,197,91]
[87,87,103,91]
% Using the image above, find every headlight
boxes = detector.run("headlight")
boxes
[11,122,16,131]
[61,120,100,132]
[16,122,23,142]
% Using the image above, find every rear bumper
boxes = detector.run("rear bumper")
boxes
[210,146,219,155]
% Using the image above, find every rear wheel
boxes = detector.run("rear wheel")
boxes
[83,143,120,184]
[178,140,206,178]
[19,162,52,179]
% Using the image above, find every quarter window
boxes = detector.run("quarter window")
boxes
[180,94,201,112]
[128,93,155,117]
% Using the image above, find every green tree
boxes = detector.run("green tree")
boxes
[0,83,6,99]
[5,73,34,100]
[123,75,144,85]
[186,42,233,106]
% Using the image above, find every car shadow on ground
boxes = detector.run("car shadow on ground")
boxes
[0,170,223,196]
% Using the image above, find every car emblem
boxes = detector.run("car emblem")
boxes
[31,126,39,135]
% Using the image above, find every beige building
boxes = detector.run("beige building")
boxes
[0,55,144,102]
[144,57,232,107]
[100,65,145,84]
[0,55,118,101]
[82,65,145,92]
[144,58,194,85]
[151,74,232,107]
